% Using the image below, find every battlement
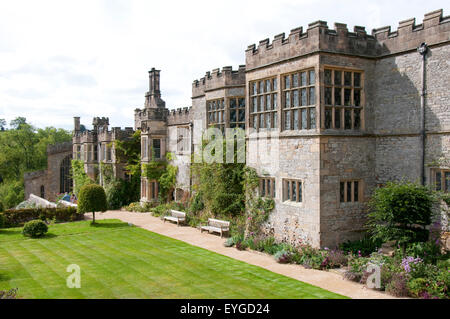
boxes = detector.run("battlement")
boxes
[92,117,109,127]
[47,141,72,155]
[246,9,450,69]
[192,65,246,98]
[167,107,191,126]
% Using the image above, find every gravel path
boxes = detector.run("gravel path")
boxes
[87,210,396,299]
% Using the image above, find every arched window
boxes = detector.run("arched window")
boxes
[40,185,45,198]
[60,155,73,193]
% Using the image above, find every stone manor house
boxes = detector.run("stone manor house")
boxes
[26,9,450,248]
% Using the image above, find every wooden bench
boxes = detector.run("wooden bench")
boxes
[163,210,186,226]
[200,218,230,238]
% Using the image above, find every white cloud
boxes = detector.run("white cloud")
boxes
[0,0,448,130]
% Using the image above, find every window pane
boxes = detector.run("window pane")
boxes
[325,108,332,129]
[324,69,332,85]
[285,110,291,130]
[309,87,315,105]
[310,108,316,129]
[292,182,297,201]
[253,115,257,129]
[298,182,302,202]
[230,109,237,122]
[285,91,291,108]
[436,172,442,191]
[301,88,307,106]
[260,96,264,111]
[273,78,277,90]
[253,97,257,113]
[345,109,352,129]
[266,79,271,92]
[354,89,361,106]
[273,112,278,128]
[239,109,245,122]
[347,182,352,202]
[293,73,298,87]
[273,180,276,197]
[335,87,342,105]
[309,70,315,85]
[293,109,299,130]
[230,98,237,109]
[340,182,345,202]
[300,72,307,86]
[354,73,361,87]
[273,93,277,108]
[259,81,264,93]
[261,179,265,196]
[354,181,359,202]
[354,109,361,129]
[286,181,290,200]
[267,179,271,196]
[335,108,341,129]
[285,75,290,89]
[238,98,245,108]
[301,108,307,129]
[344,88,351,106]
[267,94,272,110]
[266,113,271,128]
[325,87,332,105]
[344,72,352,86]
[252,82,257,95]
[334,70,342,85]
[293,90,299,107]
[259,114,264,128]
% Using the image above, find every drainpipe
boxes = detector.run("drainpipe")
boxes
[418,42,428,186]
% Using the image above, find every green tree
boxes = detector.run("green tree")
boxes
[367,181,435,252]
[9,117,27,129]
[0,119,6,131]
[77,184,107,224]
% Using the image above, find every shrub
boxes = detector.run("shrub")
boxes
[77,184,107,224]
[367,181,435,252]
[235,240,248,251]
[274,249,292,264]
[406,241,442,264]
[0,213,4,229]
[0,200,3,212]
[339,236,383,257]
[0,288,18,299]
[224,237,235,247]
[189,192,204,214]
[22,220,48,238]
[1,207,82,227]
[327,249,348,268]
[385,273,409,297]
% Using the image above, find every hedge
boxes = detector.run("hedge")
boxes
[0,207,83,228]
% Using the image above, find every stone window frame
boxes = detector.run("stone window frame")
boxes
[176,126,190,155]
[282,68,317,131]
[152,138,161,160]
[102,142,112,162]
[141,136,148,160]
[207,98,225,132]
[283,179,303,203]
[76,145,81,160]
[322,67,364,131]
[229,97,246,129]
[259,177,276,198]
[339,180,362,203]
[432,168,450,192]
[249,77,278,130]
[148,179,159,199]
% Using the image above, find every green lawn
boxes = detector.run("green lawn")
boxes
[0,219,347,299]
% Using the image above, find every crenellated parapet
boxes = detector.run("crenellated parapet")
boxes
[167,107,191,126]
[134,107,169,131]
[47,141,72,155]
[192,65,246,98]
[246,9,450,69]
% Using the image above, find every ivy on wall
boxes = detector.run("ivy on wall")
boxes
[71,159,94,196]
[142,152,178,202]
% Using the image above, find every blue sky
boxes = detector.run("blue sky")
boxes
[0,0,448,130]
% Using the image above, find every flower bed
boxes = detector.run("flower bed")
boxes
[224,234,449,299]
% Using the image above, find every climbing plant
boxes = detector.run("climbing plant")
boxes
[71,159,94,196]
[142,152,178,202]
